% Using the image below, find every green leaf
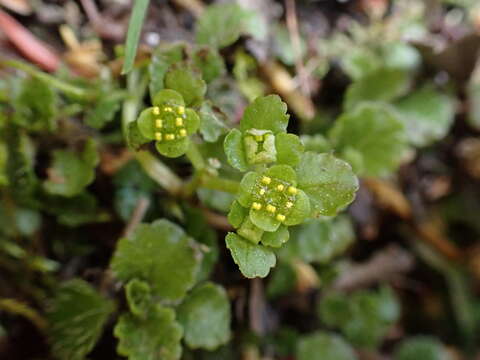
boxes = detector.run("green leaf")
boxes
[110,219,201,301]
[225,232,276,278]
[228,200,248,228]
[340,47,381,80]
[192,46,226,83]
[224,129,248,171]
[344,68,409,110]
[156,137,190,158]
[14,76,57,132]
[198,101,228,142]
[85,92,122,129]
[196,3,251,48]
[395,87,455,147]
[280,216,355,263]
[296,152,358,217]
[237,171,259,207]
[297,332,357,360]
[318,292,352,328]
[275,133,304,167]
[266,262,296,299]
[122,0,150,74]
[177,282,231,350]
[240,95,289,133]
[47,279,115,360]
[149,43,185,99]
[237,216,264,244]
[114,305,183,360]
[381,43,421,72]
[43,139,99,197]
[394,337,450,360]
[164,63,206,106]
[330,103,407,176]
[125,279,152,318]
[126,121,150,150]
[153,88,185,107]
[261,225,289,248]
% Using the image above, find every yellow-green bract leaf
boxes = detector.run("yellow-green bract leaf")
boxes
[275,133,304,167]
[395,87,455,147]
[225,232,276,278]
[110,219,202,301]
[297,332,357,360]
[261,225,289,248]
[14,76,57,132]
[177,282,231,350]
[43,139,99,197]
[296,152,358,217]
[114,305,183,360]
[196,3,251,48]
[344,68,409,110]
[47,279,115,360]
[394,337,450,360]
[240,95,289,133]
[125,279,152,318]
[224,129,248,171]
[164,63,206,106]
[329,103,407,177]
[279,216,354,263]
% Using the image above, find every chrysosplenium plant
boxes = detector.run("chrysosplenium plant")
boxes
[222,95,359,277]
[130,82,359,278]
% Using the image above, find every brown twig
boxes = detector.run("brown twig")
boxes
[122,196,150,238]
[79,0,125,41]
[285,0,310,96]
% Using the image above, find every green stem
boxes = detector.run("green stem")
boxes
[135,151,183,195]
[185,141,205,171]
[0,58,92,99]
[201,176,240,194]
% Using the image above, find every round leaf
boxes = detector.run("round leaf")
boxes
[249,206,281,232]
[156,137,190,158]
[275,133,304,166]
[261,225,289,248]
[240,95,289,133]
[137,108,156,139]
[283,189,310,226]
[237,172,259,207]
[224,129,248,171]
[184,108,200,135]
[297,332,357,360]
[264,164,297,186]
[152,89,185,107]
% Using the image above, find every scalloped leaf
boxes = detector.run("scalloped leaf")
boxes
[240,95,289,133]
[395,87,455,147]
[110,219,201,301]
[114,305,183,360]
[225,232,276,278]
[47,279,115,360]
[164,63,206,106]
[125,279,152,318]
[149,43,185,100]
[177,282,231,350]
[330,103,407,176]
[297,332,357,360]
[224,129,248,171]
[198,101,228,142]
[394,337,450,360]
[296,152,358,217]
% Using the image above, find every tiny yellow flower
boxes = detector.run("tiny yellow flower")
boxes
[285,201,293,209]
[276,214,286,222]
[155,132,162,141]
[156,119,163,128]
[252,202,262,210]
[266,204,276,213]
[261,176,271,185]
[259,188,266,195]
[276,184,285,191]
[165,133,175,141]
[153,107,160,115]
[175,117,183,127]
[177,106,185,114]
[179,129,187,137]
[165,107,172,112]
[288,186,298,195]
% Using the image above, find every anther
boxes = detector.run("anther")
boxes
[252,202,262,210]
[165,107,172,112]
[261,176,271,185]
[285,201,293,209]
[259,188,266,195]
[155,132,162,141]
[266,204,276,213]
[276,184,285,191]
[276,214,286,222]
[177,106,185,114]
[179,129,187,137]
[175,117,183,126]
[288,186,298,195]
[165,134,175,140]
[153,107,160,115]
[156,119,163,128]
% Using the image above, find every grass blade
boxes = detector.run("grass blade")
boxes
[122,0,150,75]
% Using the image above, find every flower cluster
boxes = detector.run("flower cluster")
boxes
[136,89,200,157]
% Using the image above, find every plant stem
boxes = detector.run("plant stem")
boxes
[0,58,92,99]
[135,151,183,196]
[185,140,205,171]
[201,176,240,194]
